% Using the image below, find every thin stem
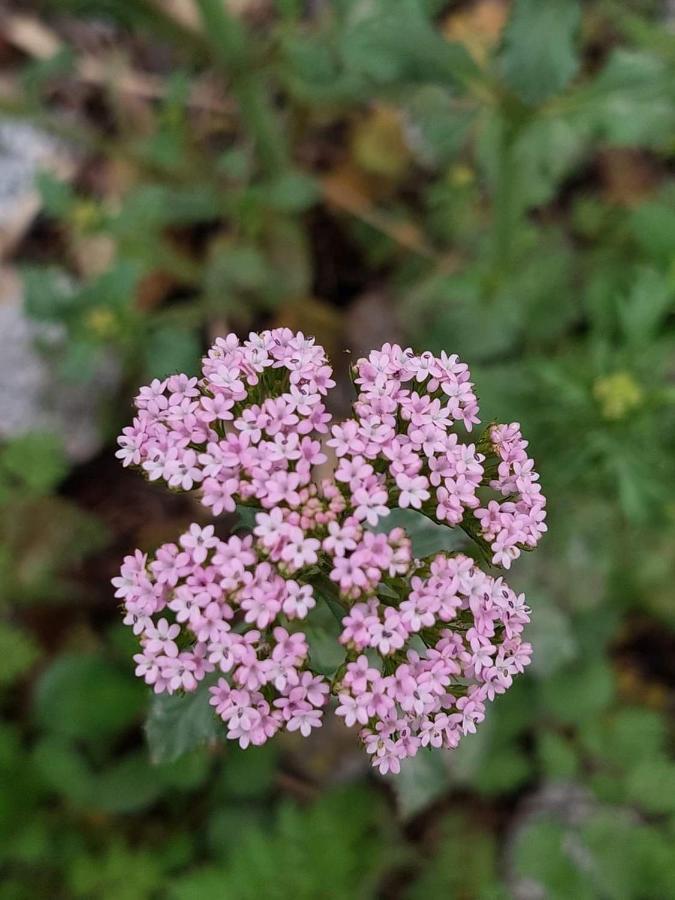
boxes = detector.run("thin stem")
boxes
[195,0,289,177]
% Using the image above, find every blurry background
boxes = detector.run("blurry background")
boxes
[1,1,674,897]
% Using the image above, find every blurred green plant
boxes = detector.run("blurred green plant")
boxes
[2,0,675,897]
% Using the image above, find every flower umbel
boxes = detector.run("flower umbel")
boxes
[114,330,546,774]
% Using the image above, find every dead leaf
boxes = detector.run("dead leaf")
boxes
[322,163,436,259]
[351,104,411,181]
[598,148,660,207]
[443,0,509,65]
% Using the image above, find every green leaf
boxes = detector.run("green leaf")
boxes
[145,676,221,764]
[33,653,145,744]
[90,752,166,814]
[67,839,165,900]
[0,433,69,496]
[538,659,614,724]
[37,171,76,218]
[581,811,675,900]
[217,743,279,800]
[630,196,675,264]
[403,86,476,168]
[341,0,478,90]
[32,737,96,806]
[618,268,674,346]
[500,0,581,105]
[395,750,451,819]
[526,600,577,678]
[264,171,319,213]
[406,813,500,900]
[112,185,221,239]
[0,622,39,687]
[170,787,396,900]
[373,508,465,558]
[144,325,201,379]
[537,731,579,780]
[513,819,593,899]
[581,50,675,148]
[22,265,75,322]
[625,757,675,815]
[475,742,531,796]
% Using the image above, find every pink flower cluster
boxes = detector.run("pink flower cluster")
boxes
[114,330,546,774]
[113,527,329,745]
[332,344,484,529]
[336,554,531,774]
[116,329,334,515]
[474,423,548,568]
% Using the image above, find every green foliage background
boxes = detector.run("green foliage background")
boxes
[2,1,675,897]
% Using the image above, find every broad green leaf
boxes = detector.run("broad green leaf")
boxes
[593,708,667,768]
[32,737,95,806]
[581,811,675,900]
[500,0,581,105]
[538,659,614,724]
[537,731,579,780]
[33,654,145,744]
[90,752,166,813]
[526,600,577,678]
[625,757,675,815]
[113,184,221,234]
[144,325,201,379]
[404,86,476,168]
[581,50,675,147]
[0,433,68,496]
[475,742,531,796]
[395,750,451,818]
[145,676,221,764]
[341,0,478,90]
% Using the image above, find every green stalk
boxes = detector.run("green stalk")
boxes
[195,0,289,177]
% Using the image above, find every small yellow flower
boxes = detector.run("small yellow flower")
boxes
[85,307,117,339]
[71,200,102,233]
[449,164,474,187]
[593,372,644,420]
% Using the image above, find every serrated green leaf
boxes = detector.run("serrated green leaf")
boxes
[581,50,675,147]
[395,750,451,818]
[373,508,465,558]
[341,0,478,90]
[501,0,581,105]
[145,676,221,764]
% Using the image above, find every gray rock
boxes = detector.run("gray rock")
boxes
[0,269,119,462]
